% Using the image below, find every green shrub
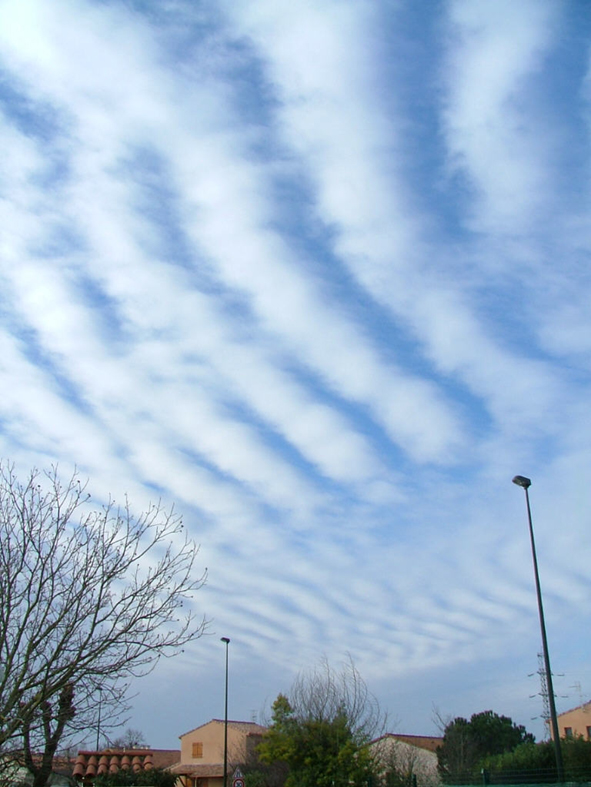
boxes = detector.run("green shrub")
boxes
[93,767,177,787]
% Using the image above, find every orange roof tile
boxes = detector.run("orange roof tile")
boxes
[73,749,179,781]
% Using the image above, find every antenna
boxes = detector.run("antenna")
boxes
[529,652,551,738]
[570,682,583,706]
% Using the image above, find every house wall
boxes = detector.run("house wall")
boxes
[556,703,591,740]
[371,736,441,787]
[179,721,265,767]
[181,722,248,765]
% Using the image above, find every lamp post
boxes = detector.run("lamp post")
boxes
[512,475,564,782]
[96,686,102,750]
[221,637,230,787]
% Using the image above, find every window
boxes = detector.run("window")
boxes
[192,742,203,758]
[586,726,591,740]
[564,727,573,738]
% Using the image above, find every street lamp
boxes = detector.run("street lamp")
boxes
[512,475,564,782]
[96,686,103,750]
[221,637,230,787]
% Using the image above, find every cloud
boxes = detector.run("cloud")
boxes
[442,0,561,230]
[218,0,579,454]
[0,0,589,747]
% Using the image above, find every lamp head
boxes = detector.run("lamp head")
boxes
[221,637,230,644]
[512,475,532,489]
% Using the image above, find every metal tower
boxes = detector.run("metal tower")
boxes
[537,651,551,737]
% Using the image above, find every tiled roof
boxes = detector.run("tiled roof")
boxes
[73,749,180,781]
[557,700,591,718]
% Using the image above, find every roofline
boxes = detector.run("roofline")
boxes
[557,700,591,718]
[371,733,443,747]
[76,749,178,755]
[179,719,267,739]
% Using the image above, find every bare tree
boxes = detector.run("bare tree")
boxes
[109,728,147,750]
[21,684,76,787]
[258,657,387,787]
[0,462,207,786]
[289,654,386,742]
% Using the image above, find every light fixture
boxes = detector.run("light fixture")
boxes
[512,476,563,781]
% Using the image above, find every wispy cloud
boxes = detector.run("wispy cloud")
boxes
[0,0,590,744]
[443,0,561,232]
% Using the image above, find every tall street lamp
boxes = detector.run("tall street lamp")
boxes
[96,686,103,751]
[221,637,230,787]
[512,475,564,782]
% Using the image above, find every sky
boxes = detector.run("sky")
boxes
[1,0,591,750]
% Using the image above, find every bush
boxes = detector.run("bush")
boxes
[482,737,591,784]
[93,768,177,787]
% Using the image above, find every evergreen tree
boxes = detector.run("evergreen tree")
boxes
[437,711,534,783]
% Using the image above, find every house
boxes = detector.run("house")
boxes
[371,733,442,787]
[73,749,180,782]
[169,719,267,787]
[553,701,591,740]
[1,752,77,787]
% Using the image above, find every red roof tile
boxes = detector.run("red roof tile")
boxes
[73,749,180,781]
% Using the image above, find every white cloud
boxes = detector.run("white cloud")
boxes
[219,0,577,451]
[0,0,589,747]
[442,0,561,232]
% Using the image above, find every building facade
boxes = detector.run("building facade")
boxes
[371,733,442,787]
[170,719,267,787]
[555,702,591,740]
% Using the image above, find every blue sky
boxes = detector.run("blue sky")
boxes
[1,0,591,748]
